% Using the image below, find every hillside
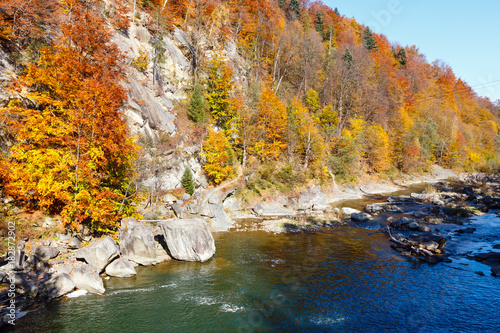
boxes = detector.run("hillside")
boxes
[0,0,499,234]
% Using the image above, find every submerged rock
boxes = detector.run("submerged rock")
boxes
[76,236,119,272]
[351,213,373,222]
[159,218,215,262]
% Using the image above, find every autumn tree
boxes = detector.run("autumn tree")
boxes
[206,52,235,129]
[251,87,288,160]
[365,124,391,172]
[289,98,326,169]
[0,4,136,232]
[202,128,235,184]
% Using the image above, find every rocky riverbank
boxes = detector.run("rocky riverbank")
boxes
[0,217,215,328]
[2,166,499,328]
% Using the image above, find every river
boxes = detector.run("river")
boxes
[9,187,500,333]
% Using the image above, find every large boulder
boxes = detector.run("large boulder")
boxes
[119,218,157,266]
[45,273,75,299]
[159,218,215,262]
[105,258,137,278]
[72,263,105,294]
[76,236,119,272]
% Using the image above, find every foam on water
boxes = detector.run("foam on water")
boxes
[65,290,88,298]
[220,303,245,312]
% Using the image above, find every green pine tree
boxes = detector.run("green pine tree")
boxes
[188,83,206,124]
[316,12,326,40]
[343,47,354,65]
[362,27,378,51]
[334,7,340,16]
[289,0,301,20]
[181,167,195,195]
[397,47,407,67]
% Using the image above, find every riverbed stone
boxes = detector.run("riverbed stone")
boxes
[408,232,446,248]
[365,204,384,214]
[72,263,105,294]
[105,258,137,278]
[351,213,373,222]
[407,221,420,230]
[341,207,361,218]
[159,218,215,262]
[45,273,75,299]
[75,236,119,272]
[119,218,157,266]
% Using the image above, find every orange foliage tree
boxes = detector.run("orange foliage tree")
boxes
[0,4,136,232]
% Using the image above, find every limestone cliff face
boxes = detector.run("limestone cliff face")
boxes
[0,15,245,193]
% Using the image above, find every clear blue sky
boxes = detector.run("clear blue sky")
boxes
[322,0,500,102]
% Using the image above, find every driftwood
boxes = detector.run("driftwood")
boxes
[387,226,445,263]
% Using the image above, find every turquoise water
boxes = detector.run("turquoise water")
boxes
[11,221,500,333]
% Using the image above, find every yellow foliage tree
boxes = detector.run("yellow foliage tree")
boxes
[206,52,235,129]
[251,87,288,160]
[365,124,391,172]
[202,128,235,185]
[289,97,326,169]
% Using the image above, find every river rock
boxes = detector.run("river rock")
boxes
[119,218,157,266]
[365,204,384,214]
[159,218,215,262]
[105,258,137,278]
[351,213,373,222]
[75,236,119,272]
[411,211,427,219]
[15,274,38,297]
[32,246,60,260]
[407,221,420,230]
[384,205,403,213]
[252,202,295,217]
[418,225,431,232]
[13,250,26,270]
[408,232,446,248]
[56,264,73,275]
[312,202,332,211]
[297,186,327,210]
[171,203,187,218]
[72,263,105,294]
[45,273,75,299]
[67,237,81,250]
[341,207,361,218]
[199,206,216,218]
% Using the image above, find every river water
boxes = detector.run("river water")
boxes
[11,189,500,333]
